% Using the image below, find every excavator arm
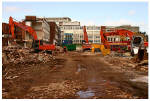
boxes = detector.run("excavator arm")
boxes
[100,27,134,46]
[9,16,55,51]
[82,26,92,51]
[83,26,89,43]
[100,26,110,49]
[9,16,38,40]
[100,26,134,55]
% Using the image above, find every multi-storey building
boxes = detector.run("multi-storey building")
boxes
[102,25,139,43]
[44,17,101,44]
[60,25,101,44]
[24,16,61,47]
[116,25,139,33]
[25,17,140,45]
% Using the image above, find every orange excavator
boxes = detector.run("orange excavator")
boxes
[9,16,55,52]
[100,26,134,52]
[82,26,92,51]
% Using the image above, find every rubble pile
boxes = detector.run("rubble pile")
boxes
[134,60,148,72]
[24,80,84,99]
[2,46,55,65]
[104,52,148,72]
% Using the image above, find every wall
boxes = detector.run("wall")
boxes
[49,22,59,45]
[61,26,101,44]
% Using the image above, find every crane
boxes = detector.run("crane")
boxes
[9,16,55,51]
[82,26,92,51]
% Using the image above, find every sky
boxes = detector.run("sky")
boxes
[2,1,148,32]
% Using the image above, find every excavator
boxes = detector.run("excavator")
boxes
[92,26,135,56]
[9,16,55,52]
[91,26,111,56]
[100,26,135,55]
[101,27,134,51]
[82,26,92,51]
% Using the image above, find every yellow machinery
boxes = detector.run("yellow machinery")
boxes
[91,44,110,56]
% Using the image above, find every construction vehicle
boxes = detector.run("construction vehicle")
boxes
[91,26,111,56]
[9,16,55,52]
[100,26,135,54]
[131,35,149,56]
[100,26,149,57]
[82,26,92,51]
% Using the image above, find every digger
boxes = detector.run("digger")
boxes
[9,16,55,52]
[82,26,92,52]
[91,26,111,56]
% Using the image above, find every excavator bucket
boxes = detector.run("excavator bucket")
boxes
[100,45,110,56]
[91,44,110,56]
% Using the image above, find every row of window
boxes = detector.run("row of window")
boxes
[107,37,120,42]
[73,40,100,43]
[61,26,101,30]
[73,35,100,39]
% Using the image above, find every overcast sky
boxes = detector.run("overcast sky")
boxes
[2,1,148,32]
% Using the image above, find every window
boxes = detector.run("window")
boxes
[114,38,116,42]
[108,37,110,41]
[111,38,113,42]
[89,40,93,43]
[88,36,93,38]
[95,36,100,38]
[80,35,83,38]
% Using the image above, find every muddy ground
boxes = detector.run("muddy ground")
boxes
[2,51,148,99]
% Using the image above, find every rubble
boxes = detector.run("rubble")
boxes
[2,45,55,65]
[104,51,148,72]
[2,45,56,81]
[24,80,84,99]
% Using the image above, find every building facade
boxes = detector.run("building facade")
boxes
[45,17,101,44]
[102,25,139,43]
[60,25,101,44]
[25,16,140,45]
[116,25,139,33]
[24,16,61,47]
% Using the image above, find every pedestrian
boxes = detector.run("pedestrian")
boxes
[64,46,67,53]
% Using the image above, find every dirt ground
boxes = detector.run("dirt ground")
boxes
[2,51,148,99]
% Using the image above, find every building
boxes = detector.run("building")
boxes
[45,17,71,25]
[23,16,61,47]
[24,16,140,45]
[102,25,140,43]
[2,23,10,46]
[102,25,139,33]
[60,25,101,44]
[49,22,61,45]
[24,16,50,47]
[44,17,101,44]
[116,25,139,33]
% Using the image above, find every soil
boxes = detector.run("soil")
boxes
[2,51,148,99]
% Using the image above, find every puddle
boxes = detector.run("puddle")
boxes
[76,88,95,98]
[55,65,63,68]
[130,76,148,83]
[77,64,86,72]
[77,67,81,72]
[89,78,96,83]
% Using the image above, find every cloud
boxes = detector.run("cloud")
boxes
[4,6,21,12]
[128,10,136,15]
[3,6,34,13]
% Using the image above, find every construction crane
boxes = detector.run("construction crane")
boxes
[9,16,55,51]
[82,26,92,51]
